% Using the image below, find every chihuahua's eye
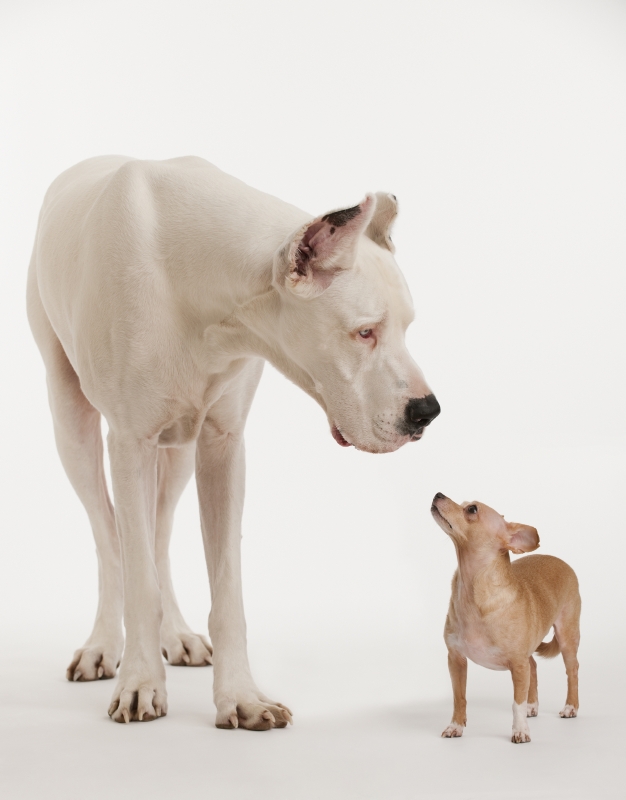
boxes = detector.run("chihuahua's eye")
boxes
[358,329,373,339]
[466,505,478,514]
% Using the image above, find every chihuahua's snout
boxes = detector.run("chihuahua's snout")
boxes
[434,492,446,501]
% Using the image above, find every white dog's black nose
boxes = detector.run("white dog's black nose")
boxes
[403,395,441,436]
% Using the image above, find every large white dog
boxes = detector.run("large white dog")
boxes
[27,156,440,729]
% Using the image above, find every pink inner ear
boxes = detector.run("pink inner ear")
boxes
[294,202,366,277]
[295,220,326,276]
[508,524,540,553]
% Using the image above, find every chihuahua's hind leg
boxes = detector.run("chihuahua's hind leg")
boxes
[442,649,467,738]
[527,656,538,717]
[555,616,580,718]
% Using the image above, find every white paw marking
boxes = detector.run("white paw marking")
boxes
[559,704,578,718]
[512,701,531,743]
[527,701,539,717]
[441,723,464,738]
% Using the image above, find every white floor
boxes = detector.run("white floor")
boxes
[4,433,623,799]
[1,633,621,800]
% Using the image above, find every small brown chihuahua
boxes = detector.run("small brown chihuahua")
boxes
[431,493,581,743]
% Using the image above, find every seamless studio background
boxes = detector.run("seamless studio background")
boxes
[1,1,625,798]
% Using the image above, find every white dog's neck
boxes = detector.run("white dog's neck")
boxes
[201,286,323,406]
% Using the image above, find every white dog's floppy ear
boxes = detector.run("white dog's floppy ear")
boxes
[506,522,540,554]
[274,195,376,299]
[365,192,398,253]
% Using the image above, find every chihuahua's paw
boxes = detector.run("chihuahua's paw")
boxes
[559,704,577,718]
[527,702,538,717]
[512,702,531,742]
[441,723,464,738]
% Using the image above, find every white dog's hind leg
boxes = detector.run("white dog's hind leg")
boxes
[196,363,292,731]
[50,375,124,682]
[27,271,123,682]
[156,444,213,666]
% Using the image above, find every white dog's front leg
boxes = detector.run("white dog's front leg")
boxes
[106,433,167,723]
[196,421,292,731]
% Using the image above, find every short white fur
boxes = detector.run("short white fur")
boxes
[27,156,434,728]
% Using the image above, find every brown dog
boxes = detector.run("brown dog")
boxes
[431,493,581,743]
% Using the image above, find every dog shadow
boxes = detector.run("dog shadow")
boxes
[342,695,511,741]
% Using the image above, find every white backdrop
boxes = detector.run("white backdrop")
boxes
[1,2,625,799]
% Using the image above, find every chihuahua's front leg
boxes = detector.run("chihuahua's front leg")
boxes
[442,648,467,738]
[107,433,167,722]
[510,660,532,743]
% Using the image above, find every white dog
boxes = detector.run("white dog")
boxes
[27,156,440,729]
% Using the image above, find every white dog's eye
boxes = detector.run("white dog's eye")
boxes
[466,505,478,514]
[358,329,373,339]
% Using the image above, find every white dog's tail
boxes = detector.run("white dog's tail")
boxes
[535,634,560,659]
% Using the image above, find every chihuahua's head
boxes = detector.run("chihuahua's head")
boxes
[430,493,539,555]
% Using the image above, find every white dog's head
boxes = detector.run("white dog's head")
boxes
[272,193,439,453]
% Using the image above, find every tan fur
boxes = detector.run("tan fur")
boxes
[431,494,581,743]
[536,636,560,658]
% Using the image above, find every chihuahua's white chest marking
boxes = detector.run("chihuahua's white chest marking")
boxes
[447,627,508,671]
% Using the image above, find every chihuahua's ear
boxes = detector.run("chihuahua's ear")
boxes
[506,523,540,554]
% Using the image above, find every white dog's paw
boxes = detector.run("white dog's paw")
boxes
[527,702,539,717]
[66,640,123,682]
[215,691,293,731]
[160,628,213,667]
[559,704,578,718]
[108,667,167,723]
[441,723,464,738]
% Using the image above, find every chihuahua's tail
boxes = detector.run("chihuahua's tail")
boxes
[536,634,560,659]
